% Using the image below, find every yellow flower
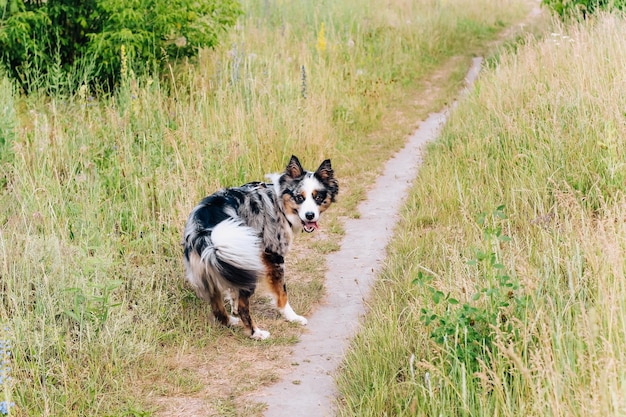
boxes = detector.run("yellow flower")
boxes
[316,22,326,54]
[120,44,128,79]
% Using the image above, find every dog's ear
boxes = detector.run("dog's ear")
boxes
[286,155,304,179]
[314,159,333,181]
[315,159,339,200]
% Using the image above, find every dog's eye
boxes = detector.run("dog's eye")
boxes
[315,190,326,204]
[294,194,305,204]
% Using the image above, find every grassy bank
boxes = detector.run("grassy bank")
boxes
[337,12,626,417]
[0,0,528,415]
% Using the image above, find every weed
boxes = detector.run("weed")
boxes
[417,206,528,372]
[63,280,124,333]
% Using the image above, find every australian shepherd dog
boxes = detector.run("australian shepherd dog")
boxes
[183,155,339,340]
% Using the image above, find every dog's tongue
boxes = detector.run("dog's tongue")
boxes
[303,221,318,233]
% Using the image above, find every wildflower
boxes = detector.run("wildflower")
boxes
[0,401,14,415]
[120,44,128,80]
[301,65,307,99]
[316,22,326,54]
[78,84,88,101]
[0,333,14,416]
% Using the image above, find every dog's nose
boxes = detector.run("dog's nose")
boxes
[305,212,315,220]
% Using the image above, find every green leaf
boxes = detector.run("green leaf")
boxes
[64,309,81,323]
[433,290,445,304]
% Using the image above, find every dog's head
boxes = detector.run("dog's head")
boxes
[274,155,339,233]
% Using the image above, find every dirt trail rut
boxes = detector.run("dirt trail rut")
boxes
[252,58,484,417]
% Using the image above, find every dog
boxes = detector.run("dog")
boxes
[182,155,339,340]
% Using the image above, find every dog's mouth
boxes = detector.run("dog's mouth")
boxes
[302,221,318,233]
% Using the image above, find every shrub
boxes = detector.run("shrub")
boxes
[542,0,626,19]
[416,206,529,373]
[0,0,242,91]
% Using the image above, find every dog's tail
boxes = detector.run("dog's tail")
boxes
[190,219,264,289]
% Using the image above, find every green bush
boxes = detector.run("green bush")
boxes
[416,206,529,373]
[0,0,242,91]
[542,0,626,19]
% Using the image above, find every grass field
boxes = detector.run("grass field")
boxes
[0,0,531,415]
[337,12,626,417]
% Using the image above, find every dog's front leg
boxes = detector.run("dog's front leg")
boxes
[263,251,308,325]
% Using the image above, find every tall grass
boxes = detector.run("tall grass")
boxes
[337,13,626,417]
[0,0,527,415]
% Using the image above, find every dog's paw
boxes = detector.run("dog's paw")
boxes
[250,328,270,340]
[289,315,308,325]
[280,302,308,325]
[228,315,240,326]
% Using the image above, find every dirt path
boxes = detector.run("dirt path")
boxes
[251,58,484,417]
